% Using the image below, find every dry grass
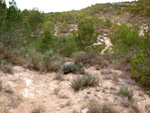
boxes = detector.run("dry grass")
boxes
[87,100,118,113]
[30,106,45,113]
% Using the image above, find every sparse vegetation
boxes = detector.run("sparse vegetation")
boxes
[120,85,133,100]
[87,100,118,113]
[0,0,150,112]
[0,62,13,74]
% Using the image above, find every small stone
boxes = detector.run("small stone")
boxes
[96,88,100,92]
[81,108,89,113]
[137,102,140,105]
[87,91,91,94]
[102,89,105,93]
[57,107,60,110]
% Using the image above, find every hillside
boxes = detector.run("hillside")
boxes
[0,0,150,113]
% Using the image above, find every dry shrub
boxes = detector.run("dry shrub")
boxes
[30,106,45,113]
[0,47,19,63]
[87,100,118,113]
[43,57,64,72]
[72,51,88,64]
[0,63,13,74]
[72,51,111,68]
[13,56,28,65]
[94,55,110,69]
[72,51,96,66]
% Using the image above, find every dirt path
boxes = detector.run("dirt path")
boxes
[0,65,150,113]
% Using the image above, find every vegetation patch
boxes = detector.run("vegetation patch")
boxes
[71,73,99,91]
[120,85,133,100]
[63,63,84,74]
[87,100,118,113]
[111,24,150,88]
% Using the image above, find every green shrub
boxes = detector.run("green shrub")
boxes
[54,35,78,57]
[128,0,150,16]
[43,21,54,33]
[40,29,53,51]
[75,18,97,50]
[27,8,45,31]
[120,85,133,100]
[71,73,99,91]
[59,21,68,33]
[115,11,122,15]
[139,76,150,87]
[111,24,150,87]
[63,63,84,74]
[105,18,112,27]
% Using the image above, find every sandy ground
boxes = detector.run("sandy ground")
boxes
[0,65,150,113]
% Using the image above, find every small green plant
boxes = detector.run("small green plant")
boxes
[120,85,133,100]
[71,73,99,91]
[63,63,84,74]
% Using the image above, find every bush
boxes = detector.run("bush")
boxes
[72,50,97,66]
[63,63,84,74]
[111,24,150,88]
[105,18,112,27]
[72,50,109,67]
[128,0,150,16]
[59,21,68,33]
[25,48,43,70]
[120,85,133,100]
[71,73,99,91]
[139,76,150,87]
[87,100,118,113]
[75,18,97,50]
[0,62,13,74]
[43,51,64,72]
[40,29,53,51]
[27,8,45,31]
[54,35,78,57]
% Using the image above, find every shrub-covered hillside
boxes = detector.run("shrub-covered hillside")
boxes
[0,0,150,113]
[0,0,150,87]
